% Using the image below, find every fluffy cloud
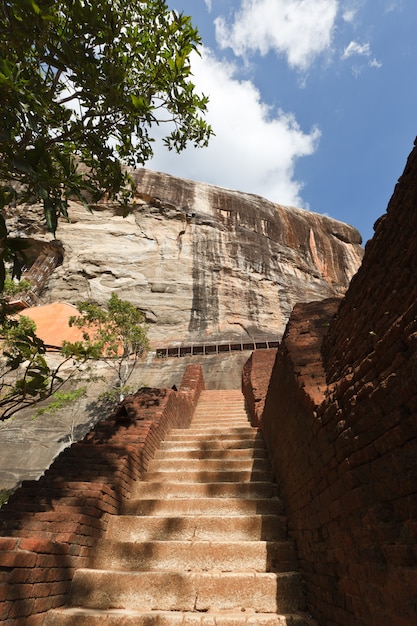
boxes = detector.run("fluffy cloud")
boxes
[148,49,320,207]
[214,0,338,71]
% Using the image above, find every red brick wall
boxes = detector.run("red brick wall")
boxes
[241,349,277,426]
[244,138,417,625]
[0,364,204,625]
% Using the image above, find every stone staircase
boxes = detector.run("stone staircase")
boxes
[43,390,314,625]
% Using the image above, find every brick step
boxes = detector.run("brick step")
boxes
[144,469,273,483]
[89,539,297,572]
[107,514,287,541]
[43,608,316,625]
[153,448,268,460]
[147,458,271,472]
[68,569,304,613]
[122,497,285,517]
[130,481,278,500]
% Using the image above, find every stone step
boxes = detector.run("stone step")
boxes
[41,390,312,626]
[144,469,273,483]
[107,514,288,541]
[189,421,250,428]
[191,410,248,416]
[69,569,304,613]
[165,426,256,441]
[89,539,297,572]
[153,447,268,460]
[43,608,316,625]
[169,427,254,436]
[159,439,266,451]
[147,458,271,472]
[130,481,277,500]
[122,497,284,517]
[164,430,264,448]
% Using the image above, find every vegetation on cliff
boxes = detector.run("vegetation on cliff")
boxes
[0,291,148,420]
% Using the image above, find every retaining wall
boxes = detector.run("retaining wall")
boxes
[0,364,204,625]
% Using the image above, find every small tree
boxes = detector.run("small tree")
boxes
[0,314,92,421]
[69,293,149,401]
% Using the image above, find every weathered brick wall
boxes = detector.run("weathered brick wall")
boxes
[244,138,417,625]
[241,349,277,426]
[0,364,204,625]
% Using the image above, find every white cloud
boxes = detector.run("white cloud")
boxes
[342,9,357,22]
[214,0,338,71]
[148,49,320,207]
[342,40,371,59]
[384,0,404,13]
[370,58,382,69]
[203,0,212,11]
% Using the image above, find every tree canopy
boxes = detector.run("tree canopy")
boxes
[0,0,213,284]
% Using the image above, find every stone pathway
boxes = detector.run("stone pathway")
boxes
[43,390,315,625]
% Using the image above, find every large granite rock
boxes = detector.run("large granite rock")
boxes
[9,169,363,346]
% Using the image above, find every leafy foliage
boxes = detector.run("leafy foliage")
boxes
[0,0,213,285]
[0,314,93,421]
[69,293,149,401]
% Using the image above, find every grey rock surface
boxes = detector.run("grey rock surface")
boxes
[8,169,364,347]
[0,351,251,492]
[1,169,364,494]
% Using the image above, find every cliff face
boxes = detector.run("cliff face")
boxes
[9,169,363,345]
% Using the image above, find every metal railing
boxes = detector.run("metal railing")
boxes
[155,337,280,358]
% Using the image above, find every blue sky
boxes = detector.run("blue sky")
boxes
[148,0,417,244]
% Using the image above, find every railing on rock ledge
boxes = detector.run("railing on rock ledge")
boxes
[155,337,280,358]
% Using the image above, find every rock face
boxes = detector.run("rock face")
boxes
[9,169,363,346]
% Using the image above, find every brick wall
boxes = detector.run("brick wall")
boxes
[243,138,417,625]
[241,349,277,426]
[0,364,204,625]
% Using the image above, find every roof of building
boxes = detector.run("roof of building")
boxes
[18,302,84,349]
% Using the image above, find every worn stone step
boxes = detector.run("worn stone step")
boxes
[159,439,266,451]
[89,539,297,572]
[193,405,247,411]
[164,431,261,442]
[147,458,271,472]
[144,469,273,483]
[122,497,284,517]
[70,570,304,613]
[170,427,254,436]
[130,481,277,500]
[44,608,316,625]
[192,410,248,416]
[189,423,250,429]
[191,418,249,423]
[107,514,288,541]
[153,447,268,460]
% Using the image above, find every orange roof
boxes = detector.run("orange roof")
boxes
[18,302,85,349]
